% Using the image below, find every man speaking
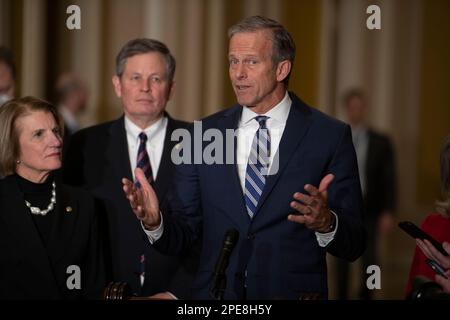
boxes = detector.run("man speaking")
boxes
[124,16,365,299]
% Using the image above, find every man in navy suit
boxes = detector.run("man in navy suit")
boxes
[124,16,365,300]
[64,39,198,299]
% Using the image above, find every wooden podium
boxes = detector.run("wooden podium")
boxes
[103,282,132,300]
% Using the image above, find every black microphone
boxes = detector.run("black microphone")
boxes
[209,228,239,300]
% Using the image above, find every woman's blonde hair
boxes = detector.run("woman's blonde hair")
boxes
[0,96,63,177]
[436,134,450,217]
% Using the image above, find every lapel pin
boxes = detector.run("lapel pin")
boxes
[65,206,72,213]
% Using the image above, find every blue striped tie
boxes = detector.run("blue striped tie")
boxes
[136,132,153,186]
[244,116,270,219]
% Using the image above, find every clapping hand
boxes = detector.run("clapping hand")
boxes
[122,168,161,230]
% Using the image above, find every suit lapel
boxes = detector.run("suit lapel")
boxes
[216,105,251,230]
[46,174,78,266]
[154,115,178,203]
[106,117,133,182]
[254,93,313,218]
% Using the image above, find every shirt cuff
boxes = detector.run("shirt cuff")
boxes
[141,212,164,244]
[315,211,338,247]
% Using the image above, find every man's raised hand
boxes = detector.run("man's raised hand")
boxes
[122,167,161,230]
[288,173,335,233]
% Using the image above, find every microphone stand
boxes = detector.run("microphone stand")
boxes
[209,228,239,300]
[211,273,227,300]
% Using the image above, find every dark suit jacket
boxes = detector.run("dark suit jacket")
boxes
[0,173,105,300]
[62,121,74,162]
[364,129,396,219]
[154,92,366,299]
[63,114,198,298]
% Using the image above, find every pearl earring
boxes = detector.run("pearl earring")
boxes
[16,160,21,164]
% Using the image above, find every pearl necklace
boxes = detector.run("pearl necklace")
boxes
[25,181,56,216]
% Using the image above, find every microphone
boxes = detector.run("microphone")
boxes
[209,228,239,300]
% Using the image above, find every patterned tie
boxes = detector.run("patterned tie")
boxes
[244,116,271,219]
[136,133,152,291]
[139,253,145,290]
[136,132,153,186]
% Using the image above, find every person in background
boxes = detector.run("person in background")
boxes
[54,73,89,137]
[0,96,105,299]
[406,134,450,296]
[335,88,397,299]
[0,46,16,106]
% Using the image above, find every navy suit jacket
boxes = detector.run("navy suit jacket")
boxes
[154,93,365,300]
[63,114,199,298]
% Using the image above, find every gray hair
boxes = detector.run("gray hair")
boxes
[228,16,296,86]
[436,134,450,217]
[115,38,176,83]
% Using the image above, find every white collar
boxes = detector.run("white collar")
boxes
[240,91,291,127]
[124,115,167,143]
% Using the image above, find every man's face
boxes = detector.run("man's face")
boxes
[69,87,88,116]
[346,96,366,126]
[0,62,15,101]
[228,30,289,113]
[112,52,173,127]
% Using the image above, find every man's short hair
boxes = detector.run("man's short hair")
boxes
[342,88,366,107]
[115,38,176,83]
[0,46,16,80]
[228,16,296,86]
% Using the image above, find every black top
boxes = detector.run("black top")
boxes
[15,174,55,247]
[1,173,106,299]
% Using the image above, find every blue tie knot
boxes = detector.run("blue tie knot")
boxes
[139,132,148,143]
[254,116,269,128]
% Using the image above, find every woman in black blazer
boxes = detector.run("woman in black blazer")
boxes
[0,96,105,299]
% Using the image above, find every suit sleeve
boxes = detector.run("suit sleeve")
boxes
[326,125,366,261]
[153,125,203,256]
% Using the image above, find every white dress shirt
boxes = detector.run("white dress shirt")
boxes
[236,91,290,187]
[124,115,168,181]
[351,126,369,197]
[144,92,337,247]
